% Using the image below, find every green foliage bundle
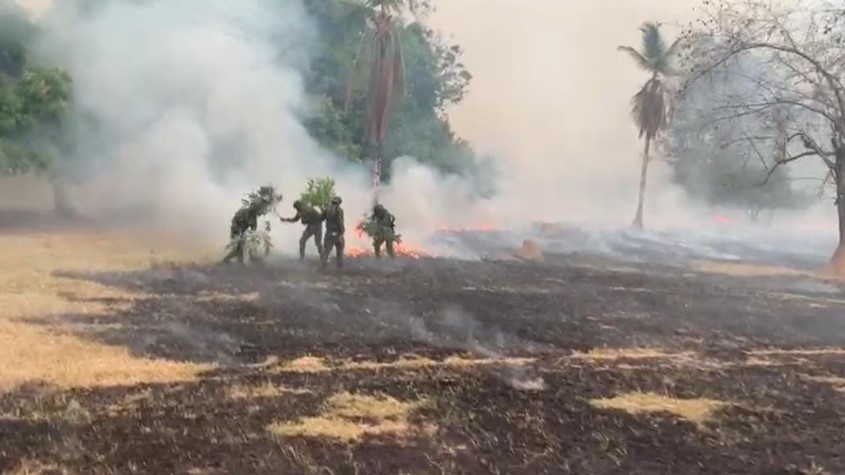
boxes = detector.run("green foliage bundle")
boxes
[299,177,336,210]
[356,213,401,243]
[241,185,283,214]
[226,222,273,261]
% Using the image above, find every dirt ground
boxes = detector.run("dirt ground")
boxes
[2,224,845,474]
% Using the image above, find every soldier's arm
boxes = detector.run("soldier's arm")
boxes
[339,209,345,234]
[249,214,258,231]
[283,211,300,223]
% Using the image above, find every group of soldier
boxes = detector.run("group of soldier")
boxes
[222,186,398,269]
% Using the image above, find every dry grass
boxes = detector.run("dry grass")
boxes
[226,381,312,401]
[691,260,808,277]
[589,391,730,427]
[749,348,845,357]
[268,391,428,443]
[0,230,214,392]
[271,354,536,374]
[195,291,260,303]
[6,460,70,475]
[570,347,694,362]
[274,356,332,373]
[800,374,845,393]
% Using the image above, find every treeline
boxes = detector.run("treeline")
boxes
[0,0,495,210]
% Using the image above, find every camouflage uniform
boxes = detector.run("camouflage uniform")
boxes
[321,196,345,269]
[222,185,282,265]
[223,206,260,264]
[372,204,396,258]
[284,200,324,260]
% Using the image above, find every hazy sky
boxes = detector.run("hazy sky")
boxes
[430,0,699,168]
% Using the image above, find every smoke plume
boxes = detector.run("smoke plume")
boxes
[13,0,839,259]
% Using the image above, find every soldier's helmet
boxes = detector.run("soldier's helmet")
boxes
[293,200,303,209]
[331,196,342,205]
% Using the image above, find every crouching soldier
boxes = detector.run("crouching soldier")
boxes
[371,203,397,259]
[223,186,281,265]
[321,196,345,269]
[282,200,324,260]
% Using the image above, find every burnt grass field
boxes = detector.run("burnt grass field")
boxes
[3,237,845,474]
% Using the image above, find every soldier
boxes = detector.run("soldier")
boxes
[223,186,281,265]
[321,196,345,269]
[282,200,325,260]
[371,203,397,258]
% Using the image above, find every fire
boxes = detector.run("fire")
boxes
[343,243,429,259]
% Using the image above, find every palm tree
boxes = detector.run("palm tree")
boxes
[618,22,678,229]
[344,0,417,202]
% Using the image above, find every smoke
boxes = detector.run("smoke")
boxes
[429,0,836,234]
[12,0,838,262]
[22,0,375,248]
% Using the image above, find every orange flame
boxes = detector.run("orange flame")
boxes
[344,243,429,259]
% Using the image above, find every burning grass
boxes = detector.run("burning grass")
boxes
[589,391,730,427]
[0,231,213,392]
[268,391,428,443]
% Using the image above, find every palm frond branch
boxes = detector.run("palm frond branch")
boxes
[630,77,668,140]
[640,22,667,61]
[344,29,375,112]
[617,45,652,70]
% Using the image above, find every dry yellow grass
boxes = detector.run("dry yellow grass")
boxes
[226,382,312,401]
[750,348,845,357]
[589,391,730,427]
[800,374,845,393]
[691,260,808,277]
[570,347,694,362]
[6,460,69,475]
[274,356,332,373]
[0,230,214,392]
[271,354,536,374]
[269,391,428,443]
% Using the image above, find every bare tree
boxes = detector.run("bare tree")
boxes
[682,0,845,274]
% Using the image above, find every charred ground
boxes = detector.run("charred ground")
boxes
[3,238,845,474]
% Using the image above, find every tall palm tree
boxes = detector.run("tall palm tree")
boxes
[618,22,678,229]
[344,0,417,202]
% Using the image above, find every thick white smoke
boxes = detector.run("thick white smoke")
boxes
[26,0,380,249]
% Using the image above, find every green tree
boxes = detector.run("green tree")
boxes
[618,22,679,229]
[668,47,812,221]
[302,0,480,193]
[0,4,73,214]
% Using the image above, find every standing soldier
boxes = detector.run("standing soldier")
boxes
[321,196,345,269]
[371,203,397,258]
[282,200,325,260]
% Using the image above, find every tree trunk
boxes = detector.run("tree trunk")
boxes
[827,149,845,276]
[631,137,651,229]
[370,140,383,207]
[52,180,77,218]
